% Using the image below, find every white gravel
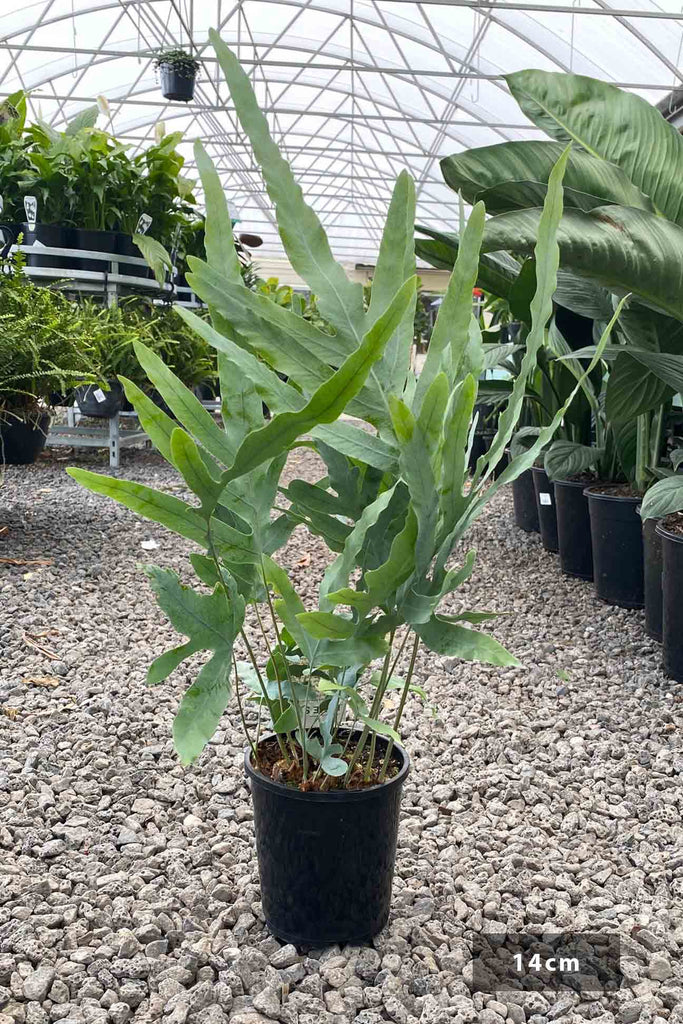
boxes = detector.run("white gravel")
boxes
[1,447,683,1024]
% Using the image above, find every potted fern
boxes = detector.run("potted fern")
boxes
[68,33,616,945]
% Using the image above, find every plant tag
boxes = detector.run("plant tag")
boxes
[136,213,153,235]
[24,195,38,229]
[93,388,106,403]
[0,196,4,216]
[539,492,552,506]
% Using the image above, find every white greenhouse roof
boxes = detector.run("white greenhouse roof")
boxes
[0,1,681,261]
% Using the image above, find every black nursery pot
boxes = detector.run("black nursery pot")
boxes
[75,380,124,419]
[531,466,558,552]
[511,467,539,533]
[0,412,50,465]
[585,488,644,608]
[642,516,663,642]
[159,65,196,102]
[75,228,118,272]
[657,520,683,680]
[21,224,79,270]
[554,479,593,580]
[245,734,410,946]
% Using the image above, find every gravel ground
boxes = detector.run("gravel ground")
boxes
[1,447,683,1024]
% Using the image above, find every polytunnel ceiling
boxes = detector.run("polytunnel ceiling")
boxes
[0,0,682,262]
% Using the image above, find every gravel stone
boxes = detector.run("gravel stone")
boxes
[22,969,56,1003]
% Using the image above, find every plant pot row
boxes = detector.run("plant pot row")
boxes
[0,223,152,277]
[512,469,683,684]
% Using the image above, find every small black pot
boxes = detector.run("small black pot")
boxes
[532,466,558,553]
[642,516,663,642]
[511,468,540,533]
[0,412,50,464]
[159,65,196,102]
[116,233,151,279]
[657,521,683,679]
[585,488,644,608]
[554,479,593,580]
[75,380,124,418]
[246,734,410,946]
[75,228,118,272]
[21,223,79,270]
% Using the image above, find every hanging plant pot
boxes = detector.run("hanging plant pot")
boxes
[657,517,683,679]
[642,515,663,642]
[554,479,593,580]
[0,412,50,465]
[585,487,644,608]
[531,466,558,553]
[160,61,200,100]
[246,733,409,945]
[511,466,539,533]
[75,380,124,419]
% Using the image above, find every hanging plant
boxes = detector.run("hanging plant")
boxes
[154,48,201,103]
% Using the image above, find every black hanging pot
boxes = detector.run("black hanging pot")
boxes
[642,515,663,642]
[554,479,593,580]
[21,223,79,270]
[0,412,50,465]
[657,517,683,679]
[75,380,124,419]
[74,228,118,272]
[585,487,644,608]
[159,64,197,102]
[511,466,540,533]
[532,466,559,553]
[246,733,409,946]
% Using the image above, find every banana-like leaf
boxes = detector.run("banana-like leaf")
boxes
[146,568,245,765]
[506,69,683,226]
[640,476,683,520]
[416,615,520,667]
[210,29,366,343]
[543,440,603,481]
[441,140,654,214]
[479,205,683,323]
[605,352,673,423]
[221,277,415,485]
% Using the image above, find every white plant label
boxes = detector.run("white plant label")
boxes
[24,195,38,229]
[93,388,106,403]
[539,492,552,506]
[0,196,4,216]
[136,213,153,235]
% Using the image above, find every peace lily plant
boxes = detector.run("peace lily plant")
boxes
[68,34,614,791]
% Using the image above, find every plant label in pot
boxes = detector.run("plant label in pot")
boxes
[136,213,153,236]
[68,33,619,948]
[23,195,37,229]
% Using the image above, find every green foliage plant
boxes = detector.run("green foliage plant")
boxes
[68,35,616,788]
[154,49,201,79]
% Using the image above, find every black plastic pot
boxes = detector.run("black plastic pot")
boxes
[75,380,124,418]
[75,228,118,272]
[0,412,50,464]
[532,466,558,553]
[554,479,593,580]
[511,468,540,533]
[246,734,410,945]
[116,233,151,279]
[21,223,79,270]
[159,65,196,102]
[642,516,663,642]
[585,488,644,608]
[657,520,683,679]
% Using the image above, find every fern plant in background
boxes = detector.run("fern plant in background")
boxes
[69,33,618,787]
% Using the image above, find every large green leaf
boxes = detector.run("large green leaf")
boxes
[222,277,415,484]
[415,225,520,300]
[506,69,683,226]
[441,141,654,214]
[479,205,683,323]
[641,476,683,520]
[146,568,245,764]
[439,375,476,530]
[320,486,397,609]
[416,615,520,667]
[193,140,241,282]
[210,30,366,343]
[312,422,398,472]
[605,352,673,423]
[544,440,603,481]
[132,234,172,287]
